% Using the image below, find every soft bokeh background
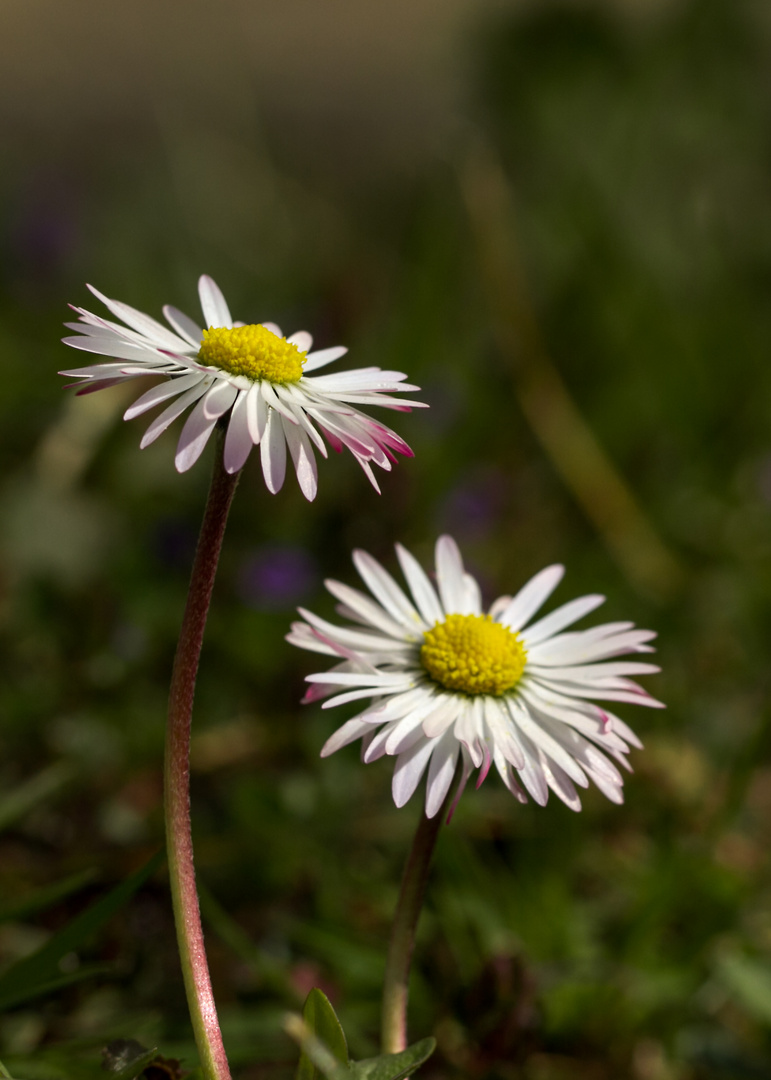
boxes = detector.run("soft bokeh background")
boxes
[3,0,771,1076]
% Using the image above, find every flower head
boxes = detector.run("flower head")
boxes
[287,536,662,818]
[60,276,426,500]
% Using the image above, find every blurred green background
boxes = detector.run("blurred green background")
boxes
[3,0,771,1076]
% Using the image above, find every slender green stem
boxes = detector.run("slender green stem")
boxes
[381,786,456,1054]
[165,434,240,1080]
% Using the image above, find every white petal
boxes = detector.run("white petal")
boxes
[305,670,411,688]
[303,345,348,373]
[62,360,135,379]
[425,734,460,818]
[223,391,253,473]
[392,738,435,808]
[276,388,329,456]
[306,390,423,409]
[360,687,434,725]
[73,375,135,395]
[282,415,318,501]
[435,536,470,615]
[62,336,163,362]
[395,544,444,626]
[489,595,512,620]
[260,321,282,337]
[533,661,660,682]
[356,458,382,493]
[462,573,483,616]
[295,608,409,655]
[140,380,212,447]
[364,723,397,762]
[454,702,484,767]
[540,756,583,812]
[353,550,425,631]
[385,710,434,756]
[261,381,298,424]
[586,765,625,804]
[493,746,529,803]
[606,712,643,749]
[536,682,664,708]
[246,383,268,443]
[175,396,218,472]
[540,718,623,787]
[500,565,565,631]
[482,696,525,769]
[64,320,118,337]
[522,595,606,646]
[286,624,340,656]
[551,620,638,645]
[325,579,413,641]
[421,694,463,739]
[70,304,167,350]
[261,407,287,493]
[124,373,204,419]
[198,275,233,329]
[520,684,624,742]
[528,628,657,666]
[321,718,373,757]
[294,627,388,670]
[307,367,411,391]
[507,701,588,787]
[202,379,238,419]
[511,728,550,806]
[306,410,377,459]
[86,285,190,350]
[322,686,408,709]
[163,305,203,347]
[288,330,313,353]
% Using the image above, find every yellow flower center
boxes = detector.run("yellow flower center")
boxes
[198,325,305,383]
[420,613,527,696]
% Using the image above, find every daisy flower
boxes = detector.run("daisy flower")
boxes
[60,276,426,500]
[287,536,662,817]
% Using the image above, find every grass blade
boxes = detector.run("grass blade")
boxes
[0,851,162,1010]
[0,869,98,924]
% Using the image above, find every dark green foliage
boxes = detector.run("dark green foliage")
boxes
[296,990,349,1080]
[3,1,771,1078]
[349,1041,435,1080]
[292,989,434,1080]
[101,1041,163,1080]
[0,855,162,1012]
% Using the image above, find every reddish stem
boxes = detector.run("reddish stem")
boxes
[165,436,240,1080]
[380,785,455,1054]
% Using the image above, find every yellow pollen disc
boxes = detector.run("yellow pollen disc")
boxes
[198,324,305,384]
[420,613,527,696]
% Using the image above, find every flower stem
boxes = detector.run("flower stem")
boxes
[380,787,455,1055]
[165,434,240,1080]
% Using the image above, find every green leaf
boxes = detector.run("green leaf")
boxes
[102,1040,160,1080]
[0,869,98,924]
[0,1059,14,1079]
[349,1039,437,1080]
[0,850,163,1010]
[0,964,114,1008]
[296,989,349,1080]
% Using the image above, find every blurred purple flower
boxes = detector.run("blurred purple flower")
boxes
[238,544,318,612]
